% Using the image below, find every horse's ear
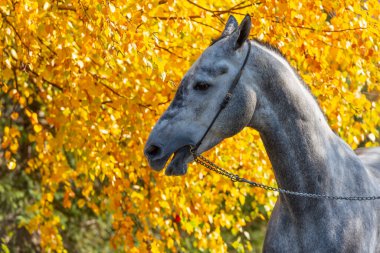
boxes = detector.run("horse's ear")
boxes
[235,14,251,49]
[221,15,238,37]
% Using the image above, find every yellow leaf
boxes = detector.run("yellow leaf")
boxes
[7,159,16,170]
[46,193,54,202]
[10,141,19,153]
[238,195,245,205]
[33,124,42,133]
[77,199,86,208]
[10,112,19,120]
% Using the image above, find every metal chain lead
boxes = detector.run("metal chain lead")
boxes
[191,150,380,201]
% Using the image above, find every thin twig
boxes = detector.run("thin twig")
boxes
[57,5,76,11]
[155,44,184,59]
[186,0,211,13]
[153,15,201,20]
[190,19,222,32]
[91,74,126,98]
[213,3,258,15]
[101,82,126,98]
[138,100,170,110]
[37,37,58,56]
[1,10,31,51]
[186,0,260,16]
[272,19,366,33]
[25,65,63,91]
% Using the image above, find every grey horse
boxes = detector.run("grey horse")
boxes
[144,15,380,252]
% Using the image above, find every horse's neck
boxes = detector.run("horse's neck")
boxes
[248,42,366,209]
[251,74,338,194]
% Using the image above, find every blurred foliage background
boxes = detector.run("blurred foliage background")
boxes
[1,0,379,252]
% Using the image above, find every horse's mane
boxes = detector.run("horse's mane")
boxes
[208,36,309,92]
[252,39,286,58]
[251,39,318,102]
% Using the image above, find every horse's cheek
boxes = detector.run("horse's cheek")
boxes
[220,95,253,137]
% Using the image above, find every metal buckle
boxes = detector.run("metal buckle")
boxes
[230,174,240,182]
[189,145,198,158]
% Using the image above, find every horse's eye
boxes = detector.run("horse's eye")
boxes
[194,82,210,91]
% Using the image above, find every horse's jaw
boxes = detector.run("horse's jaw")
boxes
[165,146,193,176]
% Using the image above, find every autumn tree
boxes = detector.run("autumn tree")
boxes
[1,0,379,252]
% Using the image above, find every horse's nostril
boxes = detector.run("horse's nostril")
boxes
[145,145,161,158]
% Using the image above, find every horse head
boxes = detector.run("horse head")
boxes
[144,15,257,175]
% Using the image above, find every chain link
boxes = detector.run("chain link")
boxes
[191,151,380,201]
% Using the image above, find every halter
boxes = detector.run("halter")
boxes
[188,41,380,201]
[191,41,251,154]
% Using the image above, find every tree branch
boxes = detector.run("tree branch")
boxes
[57,5,76,11]
[272,19,366,33]
[100,82,126,98]
[1,10,30,51]
[37,37,58,56]
[186,0,212,13]
[90,74,126,98]
[190,19,222,32]
[153,15,201,20]
[138,99,170,111]
[186,0,260,16]
[155,44,184,59]
[24,64,63,91]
